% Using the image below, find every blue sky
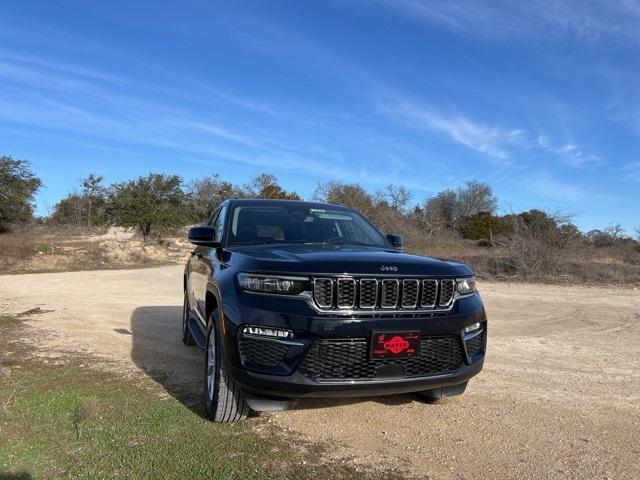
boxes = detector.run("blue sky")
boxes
[0,0,638,233]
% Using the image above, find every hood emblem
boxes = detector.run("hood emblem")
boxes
[380,265,399,272]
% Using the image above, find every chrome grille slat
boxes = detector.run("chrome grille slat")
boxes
[336,278,356,309]
[381,279,399,309]
[313,278,333,308]
[439,279,455,306]
[311,277,460,311]
[359,278,378,309]
[421,279,438,307]
[401,279,419,308]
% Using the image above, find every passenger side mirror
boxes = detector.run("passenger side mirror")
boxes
[387,233,404,250]
[188,226,220,247]
[386,234,404,250]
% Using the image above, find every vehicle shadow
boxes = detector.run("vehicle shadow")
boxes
[129,306,419,417]
[130,305,206,418]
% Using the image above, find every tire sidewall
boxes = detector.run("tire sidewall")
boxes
[204,310,222,420]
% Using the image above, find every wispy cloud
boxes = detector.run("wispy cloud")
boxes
[536,135,603,167]
[380,100,524,163]
[371,0,640,42]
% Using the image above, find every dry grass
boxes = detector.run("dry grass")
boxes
[1,225,638,285]
[0,225,191,274]
[407,235,640,285]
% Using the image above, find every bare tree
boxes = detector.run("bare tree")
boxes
[457,180,497,217]
[243,173,300,200]
[188,173,242,222]
[82,174,105,227]
[604,223,625,240]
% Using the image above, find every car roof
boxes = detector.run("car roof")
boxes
[225,198,353,211]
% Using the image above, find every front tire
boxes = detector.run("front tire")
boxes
[204,310,251,422]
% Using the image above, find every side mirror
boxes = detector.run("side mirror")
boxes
[386,234,404,250]
[188,226,220,247]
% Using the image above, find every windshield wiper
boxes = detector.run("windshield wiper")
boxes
[232,241,271,245]
[324,237,349,245]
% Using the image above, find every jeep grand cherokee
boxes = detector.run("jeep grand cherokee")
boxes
[183,199,486,422]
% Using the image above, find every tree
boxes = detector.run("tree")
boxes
[416,181,497,236]
[313,181,376,218]
[458,212,511,240]
[457,180,497,218]
[50,175,107,226]
[107,173,191,242]
[188,173,243,222]
[243,173,300,200]
[51,191,86,225]
[82,174,105,227]
[0,155,42,232]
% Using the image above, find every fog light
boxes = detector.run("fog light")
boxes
[242,326,293,339]
[464,323,481,333]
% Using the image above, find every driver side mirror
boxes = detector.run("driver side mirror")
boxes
[188,226,220,247]
[386,234,404,250]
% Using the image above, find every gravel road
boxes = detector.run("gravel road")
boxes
[1,265,639,479]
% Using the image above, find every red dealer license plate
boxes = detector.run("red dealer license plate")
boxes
[370,331,420,359]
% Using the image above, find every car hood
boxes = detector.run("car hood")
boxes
[228,243,473,277]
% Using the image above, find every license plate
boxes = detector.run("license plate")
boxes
[370,331,420,359]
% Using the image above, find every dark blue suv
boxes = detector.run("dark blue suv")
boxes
[183,199,487,421]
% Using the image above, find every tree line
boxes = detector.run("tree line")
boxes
[1,154,639,269]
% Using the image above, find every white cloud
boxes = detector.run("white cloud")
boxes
[536,135,603,167]
[371,0,640,43]
[381,101,523,163]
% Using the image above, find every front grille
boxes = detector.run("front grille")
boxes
[312,277,458,311]
[238,335,288,367]
[465,330,485,357]
[298,336,465,381]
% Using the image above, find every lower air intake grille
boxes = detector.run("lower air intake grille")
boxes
[239,336,288,367]
[298,336,464,381]
[465,330,485,357]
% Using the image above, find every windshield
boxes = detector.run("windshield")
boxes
[227,204,387,247]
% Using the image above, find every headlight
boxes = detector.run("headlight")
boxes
[456,277,477,295]
[238,273,308,295]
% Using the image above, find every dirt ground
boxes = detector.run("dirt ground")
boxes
[1,265,639,479]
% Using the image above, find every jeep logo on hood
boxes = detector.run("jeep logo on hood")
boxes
[380,265,399,272]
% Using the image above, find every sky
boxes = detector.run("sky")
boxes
[0,0,638,233]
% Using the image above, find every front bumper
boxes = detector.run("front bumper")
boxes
[229,357,484,398]
[220,288,487,399]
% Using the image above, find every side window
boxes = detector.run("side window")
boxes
[212,205,227,242]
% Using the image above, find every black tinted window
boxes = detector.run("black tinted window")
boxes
[228,204,386,247]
